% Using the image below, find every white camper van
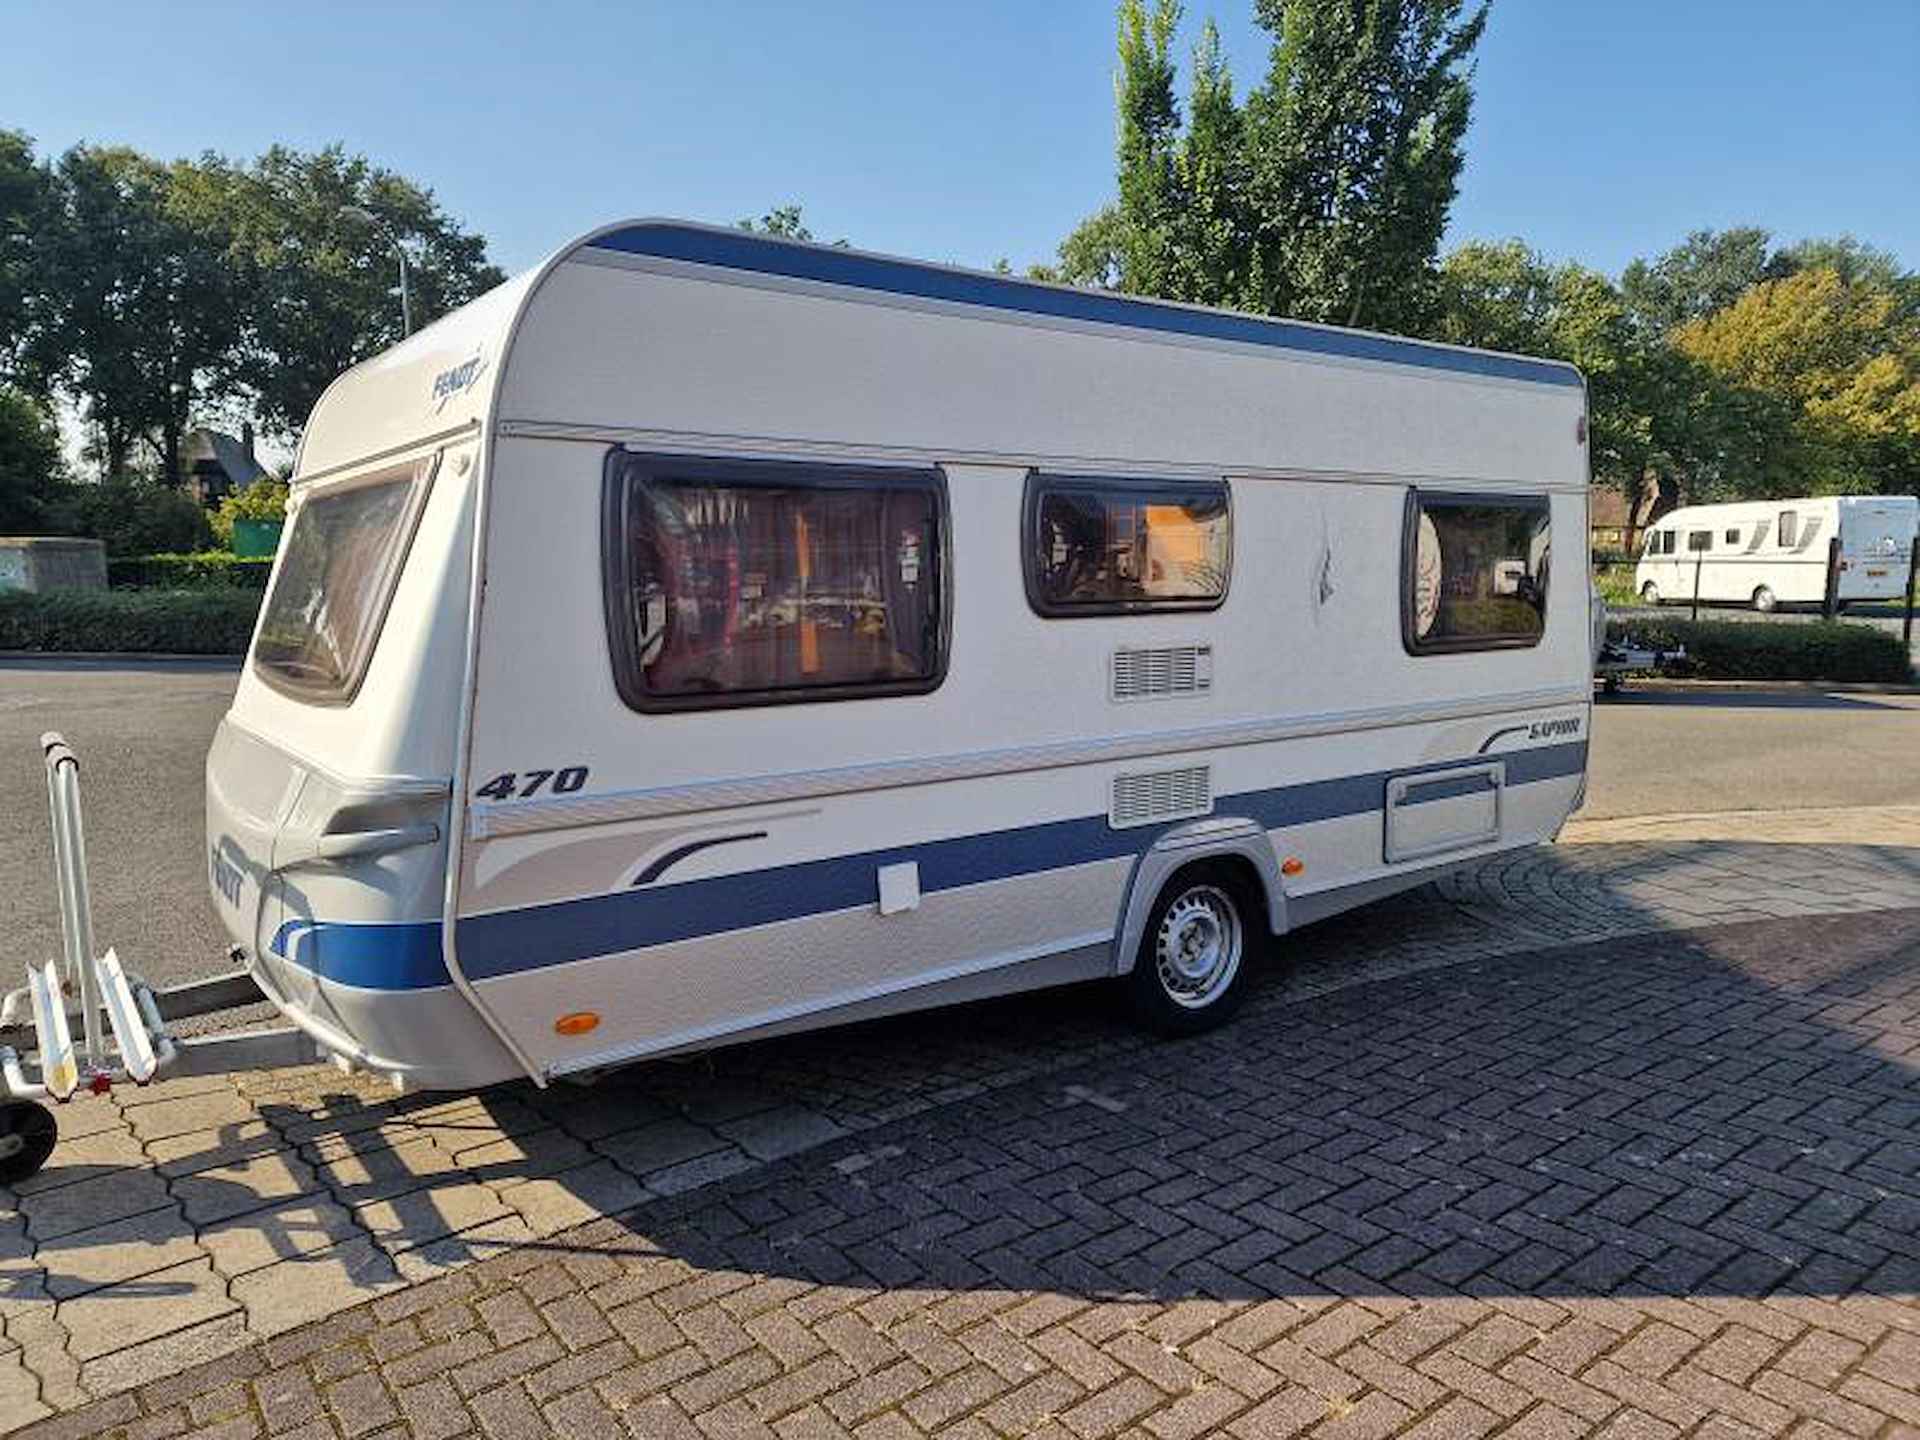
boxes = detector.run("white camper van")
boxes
[192,220,1592,1096]
[1634,495,1917,611]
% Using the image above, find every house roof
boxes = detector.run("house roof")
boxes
[184,430,269,487]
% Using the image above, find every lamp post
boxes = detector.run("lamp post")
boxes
[340,206,413,338]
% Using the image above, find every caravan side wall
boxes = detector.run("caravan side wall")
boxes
[450,246,1592,1080]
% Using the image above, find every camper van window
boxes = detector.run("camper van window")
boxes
[1779,510,1799,547]
[253,459,435,703]
[602,452,948,711]
[1403,491,1550,654]
[1023,475,1231,616]
[1725,528,1740,544]
[1688,530,1712,552]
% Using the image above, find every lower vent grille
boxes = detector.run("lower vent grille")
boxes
[1110,765,1213,829]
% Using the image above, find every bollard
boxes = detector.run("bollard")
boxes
[1905,534,1919,654]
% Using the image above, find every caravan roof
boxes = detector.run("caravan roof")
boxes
[294,219,1586,484]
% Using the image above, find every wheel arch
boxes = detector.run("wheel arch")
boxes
[1111,817,1286,977]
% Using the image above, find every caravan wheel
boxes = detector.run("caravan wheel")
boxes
[0,1100,56,1185]
[1752,585,1777,613]
[1128,864,1257,1036]
[1640,581,1661,604]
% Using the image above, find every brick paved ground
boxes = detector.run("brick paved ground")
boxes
[8,903,1920,1440]
[7,832,1920,1416]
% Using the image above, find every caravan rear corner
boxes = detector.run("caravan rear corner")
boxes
[205,220,1593,1094]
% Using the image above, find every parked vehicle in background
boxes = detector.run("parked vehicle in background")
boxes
[1634,495,1918,611]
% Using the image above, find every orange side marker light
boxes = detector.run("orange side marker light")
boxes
[554,1012,601,1037]
[1281,856,1305,877]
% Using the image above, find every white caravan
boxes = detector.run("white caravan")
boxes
[1634,495,1917,611]
[199,220,1593,1095]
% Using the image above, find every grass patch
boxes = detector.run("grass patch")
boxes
[1607,617,1912,683]
[0,588,261,654]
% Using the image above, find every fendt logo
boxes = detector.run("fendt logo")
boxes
[430,348,489,412]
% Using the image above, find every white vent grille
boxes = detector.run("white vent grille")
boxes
[1111,645,1213,701]
[1110,765,1213,829]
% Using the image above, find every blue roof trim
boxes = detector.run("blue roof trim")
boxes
[584,223,1583,390]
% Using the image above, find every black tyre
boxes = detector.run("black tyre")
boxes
[1127,863,1261,1037]
[0,1099,56,1186]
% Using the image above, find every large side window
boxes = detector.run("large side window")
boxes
[1688,529,1713,552]
[1023,474,1231,616]
[253,456,437,703]
[1778,510,1799,548]
[602,452,948,711]
[1404,490,1551,654]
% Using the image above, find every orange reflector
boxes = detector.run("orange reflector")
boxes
[1281,856,1305,877]
[554,1011,601,1037]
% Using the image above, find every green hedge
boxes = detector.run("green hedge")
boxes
[1608,617,1913,683]
[107,551,274,591]
[0,589,262,654]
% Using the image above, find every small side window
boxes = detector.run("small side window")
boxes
[1404,490,1550,654]
[1023,474,1231,616]
[1725,528,1740,544]
[1779,510,1799,548]
[602,451,948,711]
[1688,530,1713,552]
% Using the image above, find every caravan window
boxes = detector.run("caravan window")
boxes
[253,457,436,703]
[1688,530,1713,552]
[1725,528,1741,544]
[1403,491,1550,654]
[1779,510,1799,548]
[602,452,948,711]
[1023,475,1231,616]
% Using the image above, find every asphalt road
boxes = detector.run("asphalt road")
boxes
[2,658,1917,989]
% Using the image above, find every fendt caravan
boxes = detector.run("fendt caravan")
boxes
[1634,495,1918,611]
[189,221,1592,1096]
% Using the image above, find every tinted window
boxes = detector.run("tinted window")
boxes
[253,459,434,703]
[603,452,946,711]
[1779,510,1799,547]
[1024,475,1230,616]
[1688,530,1713,552]
[1725,528,1740,544]
[1405,491,1550,653]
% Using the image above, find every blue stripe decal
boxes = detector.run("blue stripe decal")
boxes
[270,917,449,992]
[266,741,1585,992]
[584,224,1583,390]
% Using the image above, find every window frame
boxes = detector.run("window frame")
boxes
[1400,488,1552,657]
[600,449,952,714]
[251,453,440,706]
[1020,471,1233,619]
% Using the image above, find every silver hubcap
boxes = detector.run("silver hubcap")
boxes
[1154,885,1243,1009]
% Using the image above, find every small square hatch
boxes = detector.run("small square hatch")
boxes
[1110,765,1213,829]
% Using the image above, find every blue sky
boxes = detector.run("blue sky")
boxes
[9,0,1918,282]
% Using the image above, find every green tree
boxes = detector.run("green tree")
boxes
[1047,0,1486,332]
[0,387,65,531]
[1675,266,1920,495]
[1241,0,1487,331]
[0,131,55,386]
[1619,227,1777,337]
[32,146,248,485]
[227,145,504,436]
